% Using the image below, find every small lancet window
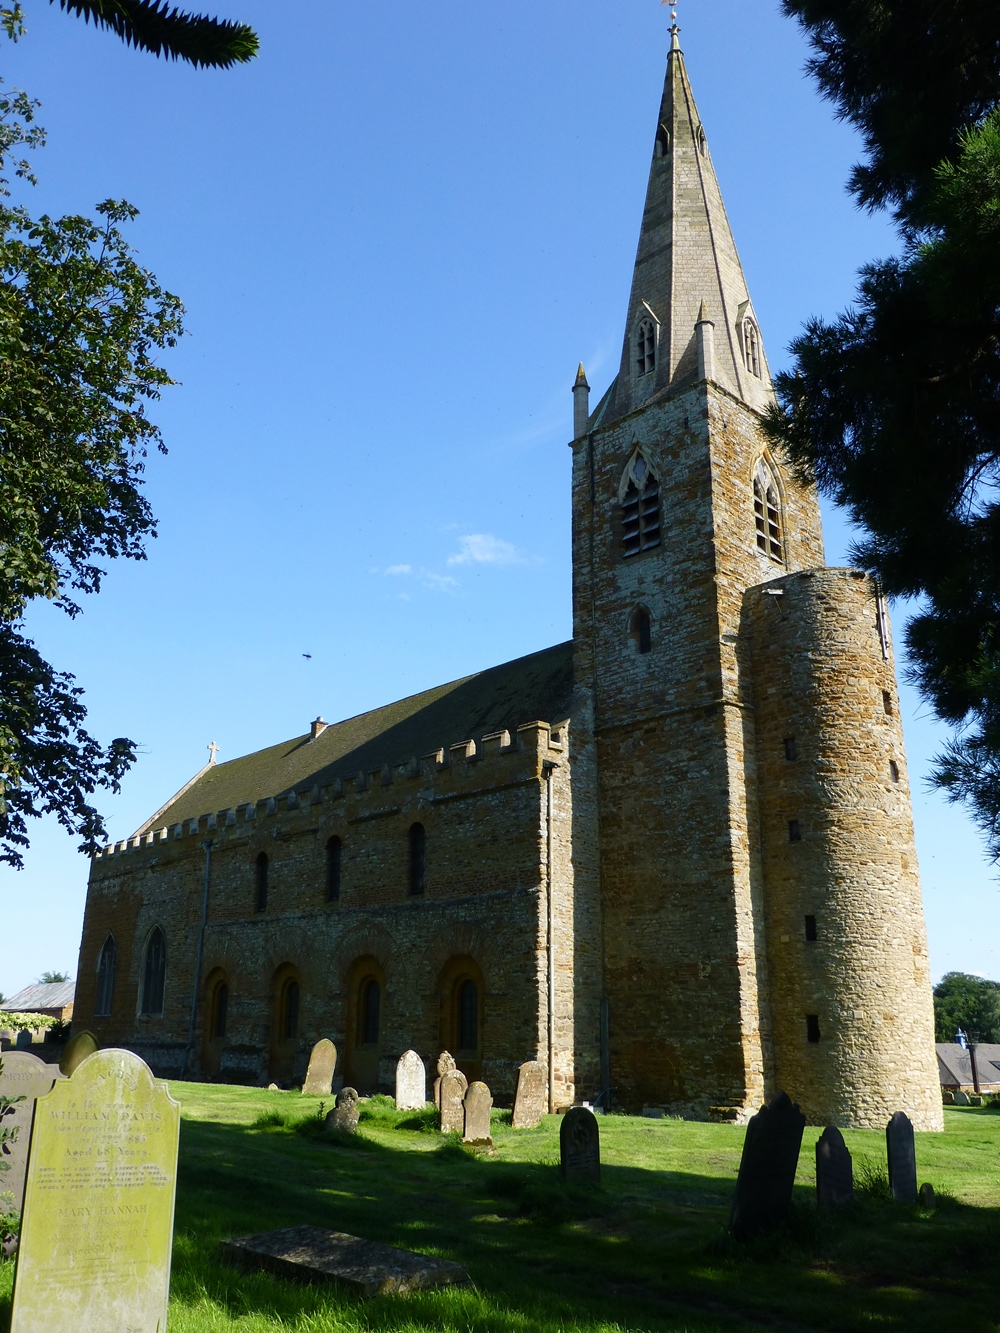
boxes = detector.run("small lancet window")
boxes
[409,822,426,896]
[635,318,656,377]
[629,605,652,654]
[326,835,341,902]
[140,928,166,1017]
[753,461,783,564]
[742,316,761,378]
[621,452,661,559]
[255,852,269,913]
[95,933,117,1017]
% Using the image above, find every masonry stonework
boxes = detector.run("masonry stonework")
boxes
[75,27,941,1129]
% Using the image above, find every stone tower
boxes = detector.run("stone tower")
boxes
[571,26,942,1129]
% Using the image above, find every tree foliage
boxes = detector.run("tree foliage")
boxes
[933,971,1000,1043]
[0,84,184,868]
[38,970,68,983]
[49,0,256,68]
[766,1,1000,857]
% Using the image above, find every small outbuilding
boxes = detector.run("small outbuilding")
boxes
[936,1042,1000,1095]
[1,980,75,1024]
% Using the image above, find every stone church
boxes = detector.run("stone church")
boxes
[76,28,943,1131]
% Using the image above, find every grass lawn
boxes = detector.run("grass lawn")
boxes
[2,1084,999,1332]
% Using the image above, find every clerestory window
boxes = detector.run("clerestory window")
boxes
[635,318,656,377]
[621,452,661,558]
[753,461,783,564]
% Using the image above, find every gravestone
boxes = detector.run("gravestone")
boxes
[0,1052,58,1216]
[14,1030,31,1050]
[326,1086,359,1135]
[512,1060,546,1129]
[9,1048,180,1333]
[59,1029,98,1077]
[560,1105,601,1184]
[729,1091,805,1240]
[953,1089,970,1106]
[886,1111,918,1203]
[302,1039,337,1097]
[221,1225,470,1295]
[434,1051,456,1110]
[462,1081,492,1145]
[918,1182,936,1209]
[395,1050,426,1112]
[815,1125,853,1208]
[439,1069,467,1134]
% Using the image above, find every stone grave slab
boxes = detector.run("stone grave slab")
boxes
[0,1052,57,1216]
[462,1081,492,1145]
[59,1029,98,1077]
[560,1105,601,1184]
[326,1086,359,1134]
[918,1182,936,1209]
[886,1111,917,1203]
[302,1039,337,1097]
[439,1069,467,1134]
[815,1125,853,1208]
[9,1048,180,1333]
[395,1050,426,1112]
[14,1031,30,1050]
[953,1089,970,1106]
[729,1091,805,1240]
[220,1224,469,1296]
[512,1060,546,1129]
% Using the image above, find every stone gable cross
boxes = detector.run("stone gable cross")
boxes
[207,741,220,765]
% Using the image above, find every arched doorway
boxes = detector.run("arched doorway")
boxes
[202,968,229,1077]
[268,963,302,1084]
[344,955,386,1093]
[437,955,485,1085]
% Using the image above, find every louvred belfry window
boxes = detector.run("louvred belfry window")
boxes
[753,461,783,564]
[621,452,661,558]
[635,318,656,376]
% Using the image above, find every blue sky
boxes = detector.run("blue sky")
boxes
[0,0,997,998]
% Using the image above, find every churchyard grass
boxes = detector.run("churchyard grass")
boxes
[2,1086,998,1332]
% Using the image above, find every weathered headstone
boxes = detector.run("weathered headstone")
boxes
[14,1030,31,1050]
[0,1052,57,1215]
[729,1091,805,1240]
[511,1060,546,1129]
[560,1105,601,1184]
[953,1089,970,1106]
[462,1081,493,1145]
[439,1069,467,1134]
[918,1182,936,1210]
[220,1225,470,1295]
[9,1048,180,1333]
[59,1029,98,1077]
[302,1039,337,1097]
[326,1086,360,1135]
[886,1111,917,1203]
[815,1125,853,1208]
[395,1050,426,1111]
[434,1051,456,1110]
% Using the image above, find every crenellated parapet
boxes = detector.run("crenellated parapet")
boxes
[91,718,567,867]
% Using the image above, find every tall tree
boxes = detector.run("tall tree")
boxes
[0,83,184,868]
[49,0,257,67]
[933,971,1000,1043]
[765,1,1000,857]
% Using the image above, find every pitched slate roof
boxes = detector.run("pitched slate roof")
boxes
[936,1043,1000,1087]
[1,980,75,1012]
[137,641,574,833]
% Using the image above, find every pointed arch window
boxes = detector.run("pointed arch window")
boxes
[741,316,761,378]
[255,852,268,913]
[753,461,784,564]
[326,835,341,902]
[359,977,380,1046]
[140,928,166,1017]
[95,933,117,1017]
[629,605,652,654]
[409,822,426,896]
[621,452,661,558]
[635,318,656,377]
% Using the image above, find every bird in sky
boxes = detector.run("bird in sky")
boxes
[302,653,312,659]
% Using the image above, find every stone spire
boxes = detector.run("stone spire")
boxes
[602,29,772,423]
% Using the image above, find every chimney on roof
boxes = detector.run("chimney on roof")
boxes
[310,717,328,741]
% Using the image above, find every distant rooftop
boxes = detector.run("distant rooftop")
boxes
[1,980,75,1012]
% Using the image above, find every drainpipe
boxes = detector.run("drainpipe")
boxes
[970,1042,981,1097]
[181,839,213,1079]
[544,761,556,1114]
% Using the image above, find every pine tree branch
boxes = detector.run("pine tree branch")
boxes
[52,0,257,68]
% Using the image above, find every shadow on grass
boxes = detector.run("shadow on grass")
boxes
[2,1115,999,1333]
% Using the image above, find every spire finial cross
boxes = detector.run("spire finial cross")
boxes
[207,741,220,765]
[661,0,680,44]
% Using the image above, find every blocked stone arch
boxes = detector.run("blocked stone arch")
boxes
[332,924,398,998]
[423,923,507,999]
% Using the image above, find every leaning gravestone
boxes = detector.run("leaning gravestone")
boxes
[395,1050,426,1112]
[462,1082,493,1145]
[0,1052,58,1216]
[560,1105,601,1184]
[729,1091,805,1239]
[815,1125,853,1208]
[886,1111,918,1203]
[512,1060,546,1129]
[9,1048,180,1333]
[326,1086,360,1135]
[302,1039,337,1097]
[439,1069,467,1134]
[59,1029,99,1077]
[434,1051,456,1110]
